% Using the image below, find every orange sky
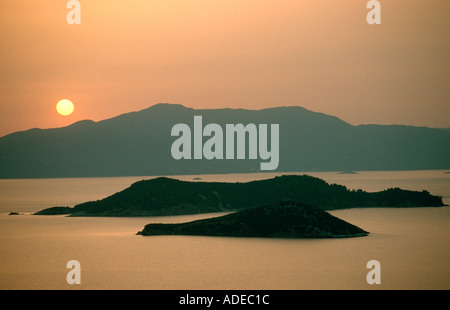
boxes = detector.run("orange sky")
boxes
[1,0,449,137]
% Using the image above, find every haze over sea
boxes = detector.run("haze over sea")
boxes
[0,170,449,290]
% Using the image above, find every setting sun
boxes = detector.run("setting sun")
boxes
[56,99,74,116]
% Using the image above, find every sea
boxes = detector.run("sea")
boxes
[0,170,449,290]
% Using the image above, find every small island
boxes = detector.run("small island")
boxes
[137,201,369,238]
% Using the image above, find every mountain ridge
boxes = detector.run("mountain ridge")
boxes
[0,104,352,139]
[1,103,449,178]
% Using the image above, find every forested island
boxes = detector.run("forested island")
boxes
[34,175,445,217]
[136,201,369,238]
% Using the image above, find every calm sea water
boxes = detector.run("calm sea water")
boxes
[0,170,449,289]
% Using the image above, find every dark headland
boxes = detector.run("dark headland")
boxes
[34,175,446,217]
[137,201,369,238]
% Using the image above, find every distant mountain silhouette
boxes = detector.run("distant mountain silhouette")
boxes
[1,103,449,178]
[136,201,369,238]
[34,175,445,216]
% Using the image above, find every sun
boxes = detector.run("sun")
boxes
[56,99,74,116]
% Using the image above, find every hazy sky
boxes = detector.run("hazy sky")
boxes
[1,0,449,137]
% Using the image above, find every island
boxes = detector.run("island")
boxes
[137,201,369,238]
[33,206,73,215]
[34,175,446,217]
